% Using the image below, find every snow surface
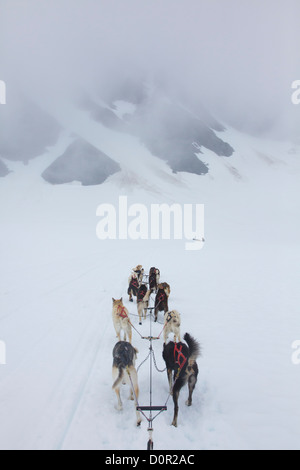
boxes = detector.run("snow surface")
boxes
[0,113,300,450]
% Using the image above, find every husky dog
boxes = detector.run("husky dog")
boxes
[154,283,170,322]
[160,282,171,297]
[164,310,181,344]
[132,265,144,285]
[112,341,142,427]
[128,273,140,302]
[149,267,160,292]
[162,333,201,427]
[137,285,151,325]
[112,298,132,344]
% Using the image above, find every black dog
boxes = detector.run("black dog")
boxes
[128,274,139,302]
[154,284,169,322]
[137,284,150,325]
[162,333,201,427]
[137,284,148,304]
[149,267,160,292]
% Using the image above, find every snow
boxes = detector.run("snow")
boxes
[0,113,300,450]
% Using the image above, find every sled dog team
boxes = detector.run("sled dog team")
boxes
[112,265,201,428]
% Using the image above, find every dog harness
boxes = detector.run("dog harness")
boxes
[155,291,167,313]
[174,343,187,370]
[137,286,147,303]
[130,277,139,289]
[156,291,166,304]
[117,305,128,319]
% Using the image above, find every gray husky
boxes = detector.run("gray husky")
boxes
[112,341,142,427]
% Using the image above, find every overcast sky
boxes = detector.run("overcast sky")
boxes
[0,0,299,140]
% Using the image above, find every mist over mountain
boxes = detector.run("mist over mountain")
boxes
[0,0,299,185]
[0,80,235,183]
[1,0,299,146]
[0,96,62,163]
[82,83,234,177]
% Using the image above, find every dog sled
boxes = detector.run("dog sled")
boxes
[112,264,201,449]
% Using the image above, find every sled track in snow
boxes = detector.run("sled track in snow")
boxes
[27,259,114,450]
[55,330,107,451]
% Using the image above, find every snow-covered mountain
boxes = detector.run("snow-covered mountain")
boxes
[41,138,121,186]
[0,86,300,450]
[0,84,235,182]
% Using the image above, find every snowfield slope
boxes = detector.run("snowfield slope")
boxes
[0,112,300,450]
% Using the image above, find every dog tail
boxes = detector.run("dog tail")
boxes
[184,333,201,362]
[112,367,124,390]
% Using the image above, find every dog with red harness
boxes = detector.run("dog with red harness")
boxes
[112,298,132,344]
[128,273,140,303]
[162,333,201,427]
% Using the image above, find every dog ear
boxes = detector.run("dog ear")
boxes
[112,298,116,303]
[120,297,123,303]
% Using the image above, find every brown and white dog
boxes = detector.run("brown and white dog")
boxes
[160,282,171,297]
[132,265,144,285]
[137,284,151,325]
[112,341,142,427]
[164,310,181,344]
[154,283,171,322]
[112,298,132,344]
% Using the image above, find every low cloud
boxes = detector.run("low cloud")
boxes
[0,0,299,141]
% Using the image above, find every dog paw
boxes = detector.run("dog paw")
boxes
[137,420,142,427]
[172,421,178,428]
[185,400,192,407]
